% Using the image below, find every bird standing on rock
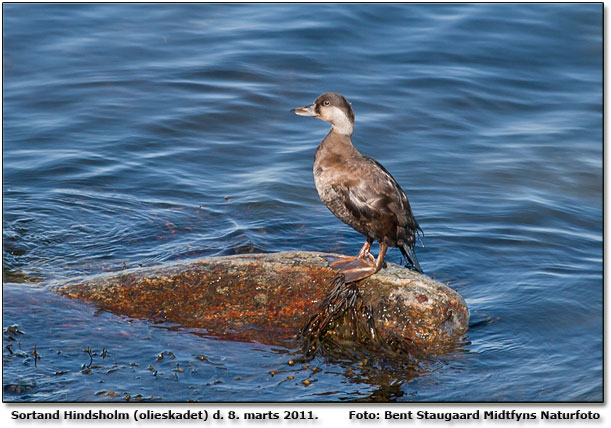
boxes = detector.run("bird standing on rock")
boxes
[291,92,423,283]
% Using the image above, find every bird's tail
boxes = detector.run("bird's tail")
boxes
[400,243,423,273]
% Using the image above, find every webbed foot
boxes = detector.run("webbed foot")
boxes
[326,256,378,283]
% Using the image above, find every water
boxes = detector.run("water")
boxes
[2,3,602,402]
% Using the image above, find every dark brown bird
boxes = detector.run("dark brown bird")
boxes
[292,92,423,282]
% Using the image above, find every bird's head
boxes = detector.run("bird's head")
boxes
[291,92,355,135]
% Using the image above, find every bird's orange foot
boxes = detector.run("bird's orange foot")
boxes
[358,250,376,264]
[341,265,378,283]
[326,256,378,283]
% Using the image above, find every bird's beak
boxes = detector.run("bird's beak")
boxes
[291,103,317,117]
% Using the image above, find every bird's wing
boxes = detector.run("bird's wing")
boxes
[333,156,421,242]
[366,157,422,235]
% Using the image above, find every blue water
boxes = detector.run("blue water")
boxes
[2,3,602,402]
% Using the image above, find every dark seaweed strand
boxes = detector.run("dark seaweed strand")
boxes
[298,274,402,360]
[297,273,423,364]
[298,273,353,359]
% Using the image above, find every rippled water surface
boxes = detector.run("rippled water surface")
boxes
[2,3,602,402]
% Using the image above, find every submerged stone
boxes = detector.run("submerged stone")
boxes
[49,251,468,356]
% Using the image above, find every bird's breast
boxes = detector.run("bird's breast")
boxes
[312,160,336,201]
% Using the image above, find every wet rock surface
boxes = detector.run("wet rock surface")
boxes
[49,251,469,356]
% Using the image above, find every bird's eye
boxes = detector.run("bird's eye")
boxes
[323,100,330,106]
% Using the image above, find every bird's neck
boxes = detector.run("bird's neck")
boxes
[323,105,354,136]
[330,120,354,136]
[320,131,357,155]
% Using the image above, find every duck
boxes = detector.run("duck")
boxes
[291,92,423,283]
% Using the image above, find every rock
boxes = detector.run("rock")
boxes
[48,251,468,356]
